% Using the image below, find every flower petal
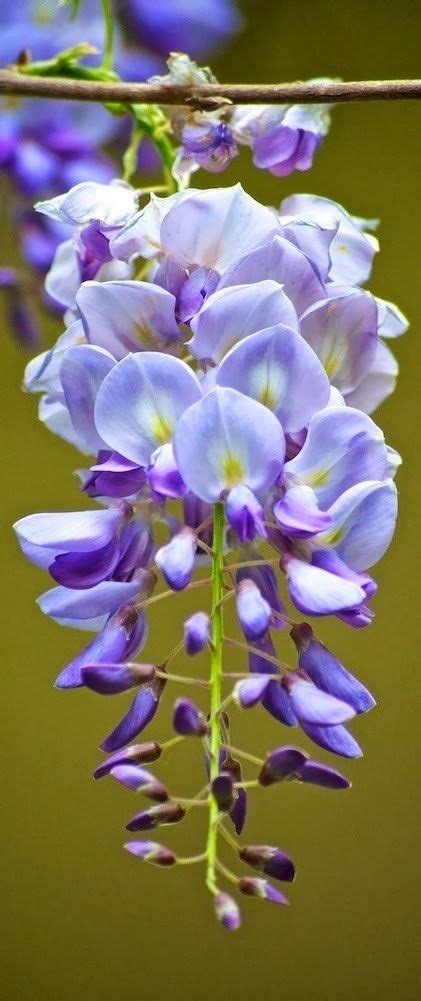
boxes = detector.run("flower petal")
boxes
[77,280,180,359]
[284,406,388,508]
[174,387,285,503]
[284,556,365,615]
[189,281,298,365]
[216,324,329,432]
[94,352,202,465]
[60,344,115,454]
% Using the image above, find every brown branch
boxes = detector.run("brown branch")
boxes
[1,70,421,107]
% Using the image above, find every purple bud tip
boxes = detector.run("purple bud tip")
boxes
[239,845,295,883]
[93,742,162,779]
[214,892,241,931]
[183,612,211,655]
[239,876,289,906]
[211,773,235,812]
[172,697,208,737]
[126,802,185,832]
[124,841,176,867]
[259,746,309,786]
[110,765,168,802]
[299,761,350,790]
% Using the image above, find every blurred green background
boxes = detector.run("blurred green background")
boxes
[2,1,421,998]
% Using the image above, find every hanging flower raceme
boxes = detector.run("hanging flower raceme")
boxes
[14,179,405,929]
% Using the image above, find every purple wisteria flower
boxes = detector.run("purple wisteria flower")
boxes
[150,56,335,186]
[14,180,405,928]
[232,94,333,177]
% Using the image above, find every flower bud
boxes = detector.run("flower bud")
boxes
[110,765,168,802]
[258,746,308,786]
[239,845,295,883]
[217,755,247,834]
[233,675,270,709]
[238,876,289,905]
[126,802,185,832]
[155,528,197,590]
[211,773,235,812]
[214,892,241,931]
[183,612,211,655]
[94,742,162,779]
[235,578,271,640]
[226,485,267,544]
[124,841,176,867]
[148,443,187,499]
[290,622,375,714]
[281,670,356,726]
[81,662,156,695]
[172,697,208,737]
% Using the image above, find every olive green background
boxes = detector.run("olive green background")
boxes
[1,1,421,998]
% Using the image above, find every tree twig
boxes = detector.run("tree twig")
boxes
[1,71,421,106]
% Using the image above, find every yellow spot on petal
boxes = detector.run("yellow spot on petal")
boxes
[223,454,245,488]
[258,384,277,410]
[321,331,347,381]
[135,322,159,348]
[305,468,330,488]
[319,525,344,547]
[323,351,342,380]
[151,414,173,445]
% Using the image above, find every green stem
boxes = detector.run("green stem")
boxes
[122,122,143,183]
[205,502,225,895]
[100,0,114,73]
[152,131,177,192]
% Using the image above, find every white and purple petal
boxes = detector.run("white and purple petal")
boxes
[216,324,329,432]
[76,280,180,359]
[189,281,298,365]
[174,387,285,503]
[94,352,202,465]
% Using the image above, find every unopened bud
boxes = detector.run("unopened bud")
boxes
[236,578,271,640]
[126,801,185,832]
[239,845,295,883]
[94,741,162,779]
[238,876,289,906]
[172,697,208,737]
[258,746,308,786]
[211,773,235,812]
[183,612,211,655]
[155,527,197,590]
[214,892,241,931]
[124,841,176,867]
[110,765,168,802]
[233,675,270,709]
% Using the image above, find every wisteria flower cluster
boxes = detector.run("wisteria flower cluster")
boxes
[14,175,406,928]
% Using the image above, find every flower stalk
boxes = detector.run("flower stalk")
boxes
[206,502,225,895]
